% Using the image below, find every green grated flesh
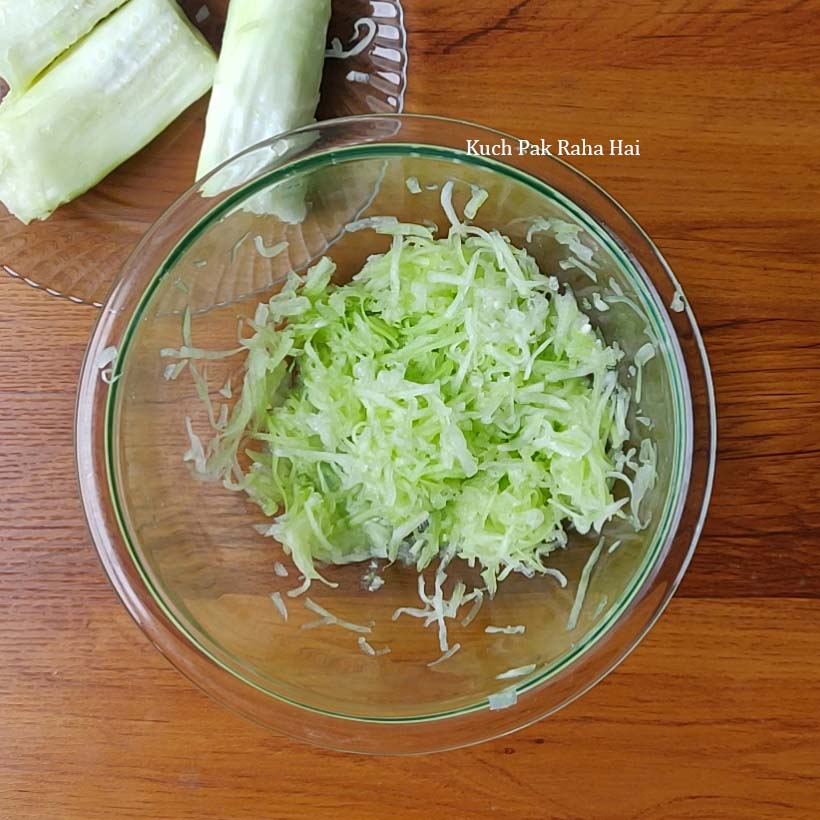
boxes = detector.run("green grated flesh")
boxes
[174,186,656,598]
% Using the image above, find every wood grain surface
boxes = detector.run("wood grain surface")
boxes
[2,1,820,817]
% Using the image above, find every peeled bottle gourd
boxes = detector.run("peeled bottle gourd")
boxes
[0,0,217,224]
[197,0,331,182]
[0,0,129,99]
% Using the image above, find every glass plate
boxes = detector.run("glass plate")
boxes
[0,0,408,307]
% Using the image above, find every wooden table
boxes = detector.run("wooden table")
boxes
[2,1,819,817]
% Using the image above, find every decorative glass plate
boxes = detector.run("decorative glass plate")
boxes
[0,0,408,307]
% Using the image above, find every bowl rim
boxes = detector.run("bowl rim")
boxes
[75,113,717,754]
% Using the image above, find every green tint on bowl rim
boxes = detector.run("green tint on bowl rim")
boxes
[103,143,690,723]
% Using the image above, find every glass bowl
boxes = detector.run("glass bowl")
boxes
[76,114,715,755]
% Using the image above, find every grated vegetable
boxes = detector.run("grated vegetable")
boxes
[427,643,461,668]
[303,597,371,634]
[163,361,188,381]
[325,18,376,60]
[485,625,526,635]
[496,663,537,680]
[362,561,385,592]
[287,576,312,598]
[346,70,370,84]
[187,189,645,598]
[542,568,569,588]
[270,591,288,621]
[488,687,518,711]
[464,185,489,220]
[460,589,484,627]
[633,342,656,404]
[254,237,289,260]
[170,185,660,662]
[592,293,610,312]
[358,636,390,657]
[392,560,469,652]
[96,345,119,384]
[567,537,605,630]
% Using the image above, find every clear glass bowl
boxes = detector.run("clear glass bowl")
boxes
[76,115,715,755]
